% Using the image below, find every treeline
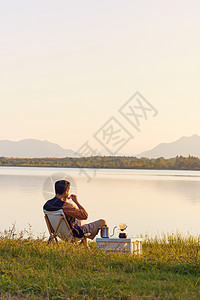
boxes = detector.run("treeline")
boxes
[0,155,200,170]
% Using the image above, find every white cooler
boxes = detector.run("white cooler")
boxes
[96,237,142,254]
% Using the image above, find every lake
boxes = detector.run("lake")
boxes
[0,166,200,238]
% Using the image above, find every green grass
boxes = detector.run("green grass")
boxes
[0,229,200,299]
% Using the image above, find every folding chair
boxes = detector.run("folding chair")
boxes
[44,209,88,246]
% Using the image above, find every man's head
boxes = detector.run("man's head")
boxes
[55,180,70,196]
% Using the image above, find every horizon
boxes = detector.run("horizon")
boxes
[0,133,200,159]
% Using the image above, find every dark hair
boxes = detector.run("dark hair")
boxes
[55,180,70,195]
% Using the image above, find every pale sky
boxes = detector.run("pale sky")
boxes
[0,0,200,155]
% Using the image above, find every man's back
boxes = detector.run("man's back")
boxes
[43,196,65,211]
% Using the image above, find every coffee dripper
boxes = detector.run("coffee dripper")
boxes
[118,223,127,238]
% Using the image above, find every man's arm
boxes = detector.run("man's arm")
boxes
[62,195,88,220]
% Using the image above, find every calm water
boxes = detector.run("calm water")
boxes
[0,166,200,238]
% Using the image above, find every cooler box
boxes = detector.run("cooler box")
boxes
[96,237,142,254]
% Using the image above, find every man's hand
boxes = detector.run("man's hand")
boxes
[69,194,79,204]
[67,194,88,220]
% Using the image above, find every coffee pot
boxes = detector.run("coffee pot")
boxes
[101,224,127,238]
[101,225,117,238]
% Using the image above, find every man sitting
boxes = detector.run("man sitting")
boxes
[43,180,107,240]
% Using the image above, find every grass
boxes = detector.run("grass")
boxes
[0,227,200,299]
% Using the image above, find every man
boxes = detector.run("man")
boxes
[43,180,107,240]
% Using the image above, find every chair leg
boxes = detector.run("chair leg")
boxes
[79,237,89,248]
[45,215,58,244]
[47,216,64,245]
[48,234,58,244]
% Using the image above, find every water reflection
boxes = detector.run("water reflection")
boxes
[0,167,199,237]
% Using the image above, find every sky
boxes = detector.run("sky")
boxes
[0,0,200,156]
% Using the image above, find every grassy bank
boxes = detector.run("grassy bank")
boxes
[0,231,200,299]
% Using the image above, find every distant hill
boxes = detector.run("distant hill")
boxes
[137,134,200,158]
[0,139,75,158]
[2,135,200,159]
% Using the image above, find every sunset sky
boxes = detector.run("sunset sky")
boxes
[1,0,200,155]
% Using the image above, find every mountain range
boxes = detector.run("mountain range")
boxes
[137,134,200,158]
[0,135,200,158]
[0,139,75,158]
